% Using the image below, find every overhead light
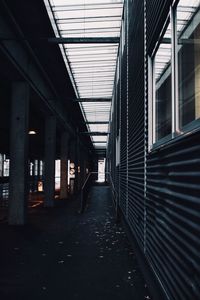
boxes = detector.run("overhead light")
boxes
[29,130,36,135]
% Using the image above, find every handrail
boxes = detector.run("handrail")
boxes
[79,172,95,213]
[82,172,92,190]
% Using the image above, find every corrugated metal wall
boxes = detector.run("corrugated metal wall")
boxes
[146,132,200,300]
[119,5,128,216]
[128,0,145,249]
[108,0,200,299]
[145,1,200,299]
[146,0,172,53]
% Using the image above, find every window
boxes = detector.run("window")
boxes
[55,160,61,190]
[154,22,172,141]
[177,0,200,129]
[34,160,38,176]
[0,154,3,177]
[149,0,200,149]
[39,161,43,176]
[3,157,9,177]
[30,162,34,176]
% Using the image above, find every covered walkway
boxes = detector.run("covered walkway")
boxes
[0,0,199,299]
[0,186,151,300]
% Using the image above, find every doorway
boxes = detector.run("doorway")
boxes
[98,159,105,182]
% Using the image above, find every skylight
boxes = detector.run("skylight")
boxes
[44,0,124,150]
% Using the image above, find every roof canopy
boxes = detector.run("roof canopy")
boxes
[45,0,124,150]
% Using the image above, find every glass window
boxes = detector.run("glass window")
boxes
[0,154,3,177]
[177,0,200,128]
[30,162,34,176]
[154,22,172,141]
[55,160,61,190]
[149,0,200,149]
[3,157,10,177]
[34,160,38,176]
[39,161,44,176]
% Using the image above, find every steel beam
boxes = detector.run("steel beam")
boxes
[85,121,109,124]
[73,98,111,102]
[81,132,109,135]
[48,37,120,44]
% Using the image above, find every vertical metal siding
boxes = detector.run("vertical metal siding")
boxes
[119,2,128,216]
[145,1,200,299]
[146,0,172,53]
[128,0,145,249]
[108,0,200,299]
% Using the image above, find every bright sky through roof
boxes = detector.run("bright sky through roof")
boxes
[155,0,200,83]
[46,0,124,149]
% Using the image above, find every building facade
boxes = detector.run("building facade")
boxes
[107,1,200,299]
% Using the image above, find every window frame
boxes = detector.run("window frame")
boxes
[148,0,200,152]
[148,13,173,150]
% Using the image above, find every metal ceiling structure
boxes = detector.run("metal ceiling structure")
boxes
[44,0,124,152]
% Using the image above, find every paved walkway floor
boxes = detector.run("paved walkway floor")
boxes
[0,186,152,300]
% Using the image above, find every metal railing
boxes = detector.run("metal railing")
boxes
[79,172,96,213]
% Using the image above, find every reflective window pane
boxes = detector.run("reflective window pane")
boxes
[177,0,200,128]
[154,23,172,141]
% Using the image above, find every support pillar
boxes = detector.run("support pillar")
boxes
[44,116,56,207]
[9,82,29,225]
[60,131,69,199]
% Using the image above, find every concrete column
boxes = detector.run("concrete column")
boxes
[60,131,69,199]
[9,82,29,225]
[44,116,56,207]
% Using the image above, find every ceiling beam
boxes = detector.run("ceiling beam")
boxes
[80,132,109,136]
[48,37,120,44]
[73,98,111,102]
[85,121,109,124]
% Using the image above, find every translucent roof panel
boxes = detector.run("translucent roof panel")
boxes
[154,23,171,82]
[46,0,124,150]
[92,136,108,148]
[177,0,200,37]
[93,143,107,149]
[81,102,111,123]
[88,124,109,132]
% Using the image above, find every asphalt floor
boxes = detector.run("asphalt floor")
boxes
[0,185,152,300]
